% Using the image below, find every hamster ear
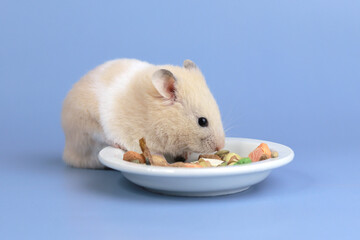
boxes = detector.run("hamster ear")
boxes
[183,59,197,69]
[152,69,176,101]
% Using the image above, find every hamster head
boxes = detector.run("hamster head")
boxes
[148,60,225,156]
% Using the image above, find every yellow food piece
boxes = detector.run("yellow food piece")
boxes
[223,153,241,162]
[198,154,221,160]
[151,155,169,166]
[215,150,230,158]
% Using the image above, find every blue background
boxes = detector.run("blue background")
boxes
[1,0,359,239]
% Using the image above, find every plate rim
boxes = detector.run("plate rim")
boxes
[98,137,295,177]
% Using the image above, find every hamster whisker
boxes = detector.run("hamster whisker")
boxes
[224,126,236,133]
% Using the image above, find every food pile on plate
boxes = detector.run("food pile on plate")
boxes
[123,138,279,168]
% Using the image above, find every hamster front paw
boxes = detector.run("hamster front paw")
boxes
[113,143,127,151]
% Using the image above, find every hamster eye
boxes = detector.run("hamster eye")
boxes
[198,117,208,127]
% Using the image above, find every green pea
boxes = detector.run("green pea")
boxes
[235,157,252,165]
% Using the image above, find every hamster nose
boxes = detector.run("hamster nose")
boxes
[215,140,225,151]
[215,145,224,151]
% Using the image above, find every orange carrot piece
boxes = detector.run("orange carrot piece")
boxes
[248,143,271,162]
[259,143,271,158]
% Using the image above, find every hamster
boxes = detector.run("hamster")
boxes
[61,59,225,169]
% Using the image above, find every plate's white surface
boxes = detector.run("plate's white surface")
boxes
[98,137,294,197]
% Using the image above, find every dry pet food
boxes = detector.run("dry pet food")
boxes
[122,139,279,168]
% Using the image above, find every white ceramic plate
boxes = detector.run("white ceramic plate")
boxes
[98,137,294,197]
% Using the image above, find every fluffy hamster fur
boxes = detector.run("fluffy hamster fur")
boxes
[62,59,225,168]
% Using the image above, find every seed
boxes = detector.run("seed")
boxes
[215,150,230,158]
[271,151,279,158]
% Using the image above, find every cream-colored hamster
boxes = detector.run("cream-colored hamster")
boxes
[61,59,225,168]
